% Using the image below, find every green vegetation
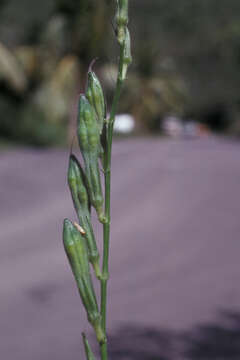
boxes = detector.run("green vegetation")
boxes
[63,2,131,359]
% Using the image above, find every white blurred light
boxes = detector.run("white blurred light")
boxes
[113,114,135,134]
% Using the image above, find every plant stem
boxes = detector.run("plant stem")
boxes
[100,43,125,360]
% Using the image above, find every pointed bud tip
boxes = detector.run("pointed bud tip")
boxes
[79,93,88,104]
[88,58,98,73]
[69,153,78,167]
[63,218,72,228]
[68,154,79,181]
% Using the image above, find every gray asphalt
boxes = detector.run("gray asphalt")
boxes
[1,137,240,360]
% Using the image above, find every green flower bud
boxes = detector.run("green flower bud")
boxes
[78,94,100,154]
[67,157,103,278]
[85,160,105,221]
[82,333,96,360]
[63,219,91,280]
[86,70,106,134]
[63,219,105,344]
[68,154,90,215]
[116,0,129,44]
[68,155,102,277]
[121,28,132,81]
[77,95,105,223]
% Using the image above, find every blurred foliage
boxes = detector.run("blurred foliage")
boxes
[0,0,240,146]
[131,0,240,133]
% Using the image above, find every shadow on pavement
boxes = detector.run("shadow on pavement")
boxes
[108,325,176,360]
[184,310,240,360]
[107,310,240,360]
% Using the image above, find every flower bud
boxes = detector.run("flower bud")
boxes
[85,160,105,223]
[116,0,129,44]
[78,94,100,154]
[77,95,105,223]
[121,28,132,81]
[86,70,106,134]
[68,154,89,215]
[63,219,91,280]
[68,155,102,278]
[116,0,128,26]
[63,219,105,344]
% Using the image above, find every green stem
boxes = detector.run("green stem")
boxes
[100,43,125,360]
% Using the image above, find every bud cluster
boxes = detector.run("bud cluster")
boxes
[63,66,107,347]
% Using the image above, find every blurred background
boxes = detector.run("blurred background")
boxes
[1,1,240,359]
[1,0,240,145]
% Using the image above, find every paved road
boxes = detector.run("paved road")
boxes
[1,137,240,359]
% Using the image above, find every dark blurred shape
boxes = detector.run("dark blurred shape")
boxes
[0,0,55,46]
[0,0,240,146]
[108,325,176,360]
[131,0,240,135]
[107,311,240,359]
[184,311,240,359]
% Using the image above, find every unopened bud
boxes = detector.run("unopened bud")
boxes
[116,0,129,44]
[116,0,129,27]
[78,94,100,154]
[68,155,102,278]
[63,219,105,343]
[77,95,105,223]
[68,154,89,215]
[86,69,106,134]
[121,28,132,80]
[63,219,90,279]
